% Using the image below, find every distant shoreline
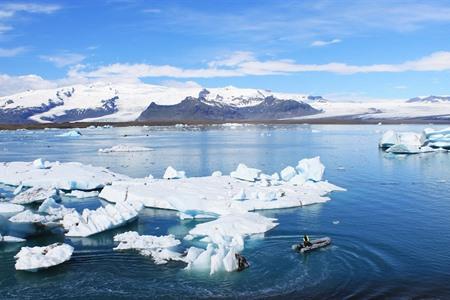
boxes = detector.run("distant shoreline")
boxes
[0,116,449,130]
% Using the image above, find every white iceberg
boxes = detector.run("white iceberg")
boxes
[230,164,261,182]
[0,160,129,190]
[113,231,182,264]
[62,196,143,237]
[12,187,59,205]
[98,144,154,153]
[56,130,82,137]
[296,156,325,182]
[0,234,25,243]
[0,202,25,217]
[211,171,222,177]
[15,243,74,271]
[163,166,186,180]
[32,158,49,169]
[380,128,450,154]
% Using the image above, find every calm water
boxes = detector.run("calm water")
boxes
[0,124,449,299]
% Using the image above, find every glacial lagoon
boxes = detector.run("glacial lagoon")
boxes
[1,124,450,298]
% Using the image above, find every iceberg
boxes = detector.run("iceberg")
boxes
[98,144,154,153]
[113,231,182,264]
[62,196,143,237]
[0,234,25,243]
[0,202,25,217]
[12,187,59,205]
[230,164,261,182]
[163,166,186,179]
[56,130,82,137]
[296,156,325,182]
[380,128,450,154]
[0,160,129,190]
[14,243,74,271]
[100,162,345,217]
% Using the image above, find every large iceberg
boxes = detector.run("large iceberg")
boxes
[62,196,143,237]
[15,243,74,271]
[379,128,450,154]
[98,144,154,153]
[0,160,129,190]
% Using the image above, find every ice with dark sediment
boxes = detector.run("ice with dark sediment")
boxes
[379,127,450,154]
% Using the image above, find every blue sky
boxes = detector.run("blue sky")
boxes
[2,0,450,99]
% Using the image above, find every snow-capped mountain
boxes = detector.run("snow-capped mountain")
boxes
[0,82,323,124]
[407,95,450,103]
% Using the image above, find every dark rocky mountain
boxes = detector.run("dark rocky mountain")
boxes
[137,94,320,121]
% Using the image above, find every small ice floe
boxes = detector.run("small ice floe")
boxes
[379,128,450,154]
[64,190,99,199]
[114,231,182,265]
[0,202,25,218]
[62,197,143,237]
[12,187,59,205]
[163,166,186,180]
[14,243,74,271]
[56,130,82,137]
[0,234,25,243]
[0,160,129,190]
[98,144,154,153]
[32,158,50,169]
[332,220,340,225]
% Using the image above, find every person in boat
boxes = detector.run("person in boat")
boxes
[235,253,249,271]
[303,235,312,247]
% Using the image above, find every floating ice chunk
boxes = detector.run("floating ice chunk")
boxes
[280,166,296,182]
[190,244,214,270]
[211,171,222,177]
[0,234,25,243]
[65,190,99,198]
[210,246,226,275]
[230,164,261,182]
[386,144,436,154]
[114,231,182,265]
[0,202,24,217]
[379,130,398,149]
[189,212,278,242]
[14,243,74,271]
[183,246,204,263]
[271,173,280,181]
[184,234,194,241]
[0,161,129,190]
[163,166,186,179]
[223,247,239,272]
[62,198,143,237]
[98,144,154,153]
[37,197,75,220]
[12,187,59,205]
[9,210,47,223]
[56,130,82,137]
[296,157,325,182]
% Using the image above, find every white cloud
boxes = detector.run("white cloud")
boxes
[0,3,61,19]
[40,53,86,67]
[159,80,202,88]
[66,50,450,80]
[0,74,56,96]
[0,46,26,57]
[311,39,341,47]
